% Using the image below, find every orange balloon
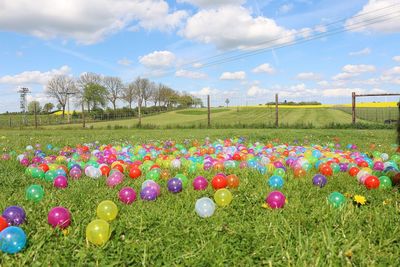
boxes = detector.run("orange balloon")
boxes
[226,174,239,188]
[294,168,306,178]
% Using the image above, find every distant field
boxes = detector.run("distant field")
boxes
[335,107,398,123]
[38,107,373,129]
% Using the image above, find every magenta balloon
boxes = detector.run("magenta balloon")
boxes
[118,187,137,204]
[266,191,286,209]
[53,176,68,189]
[192,176,208,190]
[69,167,82,180]
[47,207,71,229]
[106,173,123,188]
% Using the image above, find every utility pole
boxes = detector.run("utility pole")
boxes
[275,93,279,128]
[352,92,356,125]
[207,95,211,127]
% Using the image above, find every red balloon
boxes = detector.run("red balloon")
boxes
[358,161,369,168]
[38,164,49,173]
[232,153,241,161]
[211,175,227,189]
[348,167,359,177]
[321,166,333,176]
[129,167,141,179]
[364,175,380,189]
[0,216,8,232]
[100,165,111,176]
[113,164,124,173]
[143,155,151,161]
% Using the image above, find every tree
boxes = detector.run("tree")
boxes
[28,101,41,114]
[46,75,77,117]
[193,97,203,108]
[225,98,230,107]
[142,81,155,107]
[103,76,123,111]
[122,83,135,109]
[83,83,108,111]
[76,72,102,113]
[131,77,150,126]
[43,103,54,113]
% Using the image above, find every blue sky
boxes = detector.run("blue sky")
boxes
[0,0,399,112]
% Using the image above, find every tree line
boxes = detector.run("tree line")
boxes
[39,73,203,124]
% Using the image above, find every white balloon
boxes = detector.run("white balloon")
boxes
[195,197,216,218]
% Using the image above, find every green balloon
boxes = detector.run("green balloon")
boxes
[175,174,188,187]
[146,170,160,181]
[45,170,57,182]
[379,176,392,189]
[31,168,45,179]
[26,184,44,202]
[328,192,345,208]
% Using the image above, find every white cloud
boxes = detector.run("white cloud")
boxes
[220,71,246,80]
[296,72,321,80]
[342,64,376,73]
[175,69,207,79]
[252,63,275,74]
[393,56,400,62]
[191,87,220,96]
[385,66,400,75]
[314,25,327,33]
[322,88,364,97]
[349,48,371,56]
[345,0,400,34]
[332,72,359,80]
[181,6,296,50]
[193,62,203,68]
[117,58,132,66]
[0,66,71,85]
[278,4,294,14]
[318,80,329,87]
[0,0,188,44]
[177,0,245,8]
[139,51,176,69]
[247,85,269,97]
[298,27,313,39]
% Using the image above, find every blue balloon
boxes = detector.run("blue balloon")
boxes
[0,226,27,254]
[268,175,284,189]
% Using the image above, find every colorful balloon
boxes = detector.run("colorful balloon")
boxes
[118,187,137,204]
[379,176,392,189]
[312,174,327,188]
[2,206,26,226]
[167,178,183,193]
[96,201,118,221]
[211,175,227,190]
[86,219,111,245]
[268,175,284,189]
[0,216,8,232]
[266,191,286,209]
[195,197,216,218]
[226,174,240,188]
[140,187,157,201]
[192,176,208,190]
[328,192,345,208]
[25,184,44,202]
[364,175,380,189]
[47,206,71,229]
[0,226,26,254]
[54,176,68,189]
[214,188,233,207]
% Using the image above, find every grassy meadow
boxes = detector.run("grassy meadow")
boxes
[0,128,399,266]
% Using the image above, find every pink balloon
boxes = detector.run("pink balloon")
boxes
[106,172,124,188]
[192,176,208,190]
[118,187,137,204]
[47,207,71,229]
[266,191,286,209]
[53,176,68,189]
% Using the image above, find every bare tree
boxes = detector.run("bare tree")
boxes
[122,83,135,109]
[103,76,123,111]
[142,81,155,107]
[46,75,77,117]
[132,77,150,126]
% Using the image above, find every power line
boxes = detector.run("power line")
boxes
[176,2,400,70]
[165,4,400,75]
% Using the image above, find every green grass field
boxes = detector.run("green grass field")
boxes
[0,128,399,266]
[37,107,376,129]
[335,107,398,123]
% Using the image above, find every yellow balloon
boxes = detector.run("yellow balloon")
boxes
[96,200,118,221]
[214,189,233,207]
[86,219,111,245]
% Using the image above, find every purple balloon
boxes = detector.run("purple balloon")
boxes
[312,174,327,188]
[53,176,68,189]
[69,167,82,180]
[140,187,157,201]
[266,191,286,209]
[192,176,208,190]
[339,163,348,172]
[167,178,182,193]
[118,187,137,204]
[47,206,71,229]
[2,206,26,225]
